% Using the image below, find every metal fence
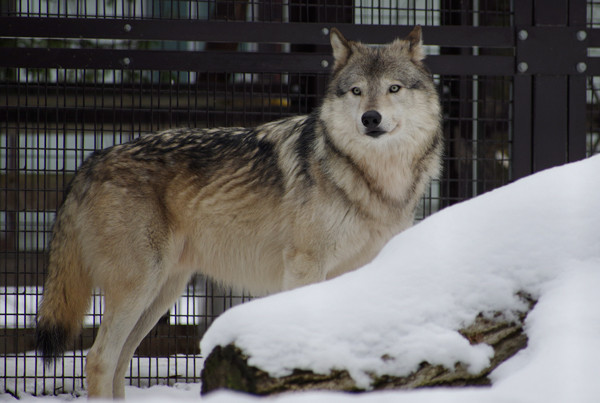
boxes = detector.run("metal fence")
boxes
[1,0,599,396]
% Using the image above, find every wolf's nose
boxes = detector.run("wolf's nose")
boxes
[361,110,382,129]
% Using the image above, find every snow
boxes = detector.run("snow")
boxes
[2,155,600,402]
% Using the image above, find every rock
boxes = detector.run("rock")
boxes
[201,297,534,395]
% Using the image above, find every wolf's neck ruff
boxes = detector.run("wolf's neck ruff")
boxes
[318,123,410,212]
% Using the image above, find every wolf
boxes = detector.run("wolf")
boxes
[36,26,442,398]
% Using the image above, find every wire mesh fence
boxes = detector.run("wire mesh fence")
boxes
[1,0,513,24]
[1,0,598,396]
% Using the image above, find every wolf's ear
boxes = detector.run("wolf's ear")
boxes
[330,28,352,71]
[406,25,425,63]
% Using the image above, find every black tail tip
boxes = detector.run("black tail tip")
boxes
[35,322,68,366]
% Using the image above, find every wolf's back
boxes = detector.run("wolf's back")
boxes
[36,192,93,363]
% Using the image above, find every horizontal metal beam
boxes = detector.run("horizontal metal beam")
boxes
[348,25,514,48]
[0,47,330,73]
[0,47,515,75]
[0,17,514,47]
[0,323,202,355]
[428,55,514,75]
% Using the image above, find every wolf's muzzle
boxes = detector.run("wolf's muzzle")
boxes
[362,110,385,137]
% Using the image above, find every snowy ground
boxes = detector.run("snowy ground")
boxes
[2,155,600,402]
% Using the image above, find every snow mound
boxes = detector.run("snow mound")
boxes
[200,156,600,392]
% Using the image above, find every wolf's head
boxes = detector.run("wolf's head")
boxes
[320,27,441,150]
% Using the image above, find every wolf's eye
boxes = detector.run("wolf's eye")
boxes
[389,85,402,93]
[351,87,362,96]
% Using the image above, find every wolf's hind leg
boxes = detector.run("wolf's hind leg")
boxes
[111,271,192,398]
[85,275,165,399]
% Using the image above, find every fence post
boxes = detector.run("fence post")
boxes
[513,0,588,179]
[568,0,588,162]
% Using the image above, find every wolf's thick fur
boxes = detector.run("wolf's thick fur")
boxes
[36,27,442,398]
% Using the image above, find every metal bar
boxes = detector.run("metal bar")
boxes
[0,324,200,355]
[0,17,514,47]
[569,0,587,27]
[0,48,515,75]
[514,0,533,26]
[512,75,533,179]
[534,0,568,26]
[342,25,514,48]
[568,76,587,162]
[0,48,330,73]
[533,75,568,172]
[528,0,570,173]
[512,0,533,180]
[567,0,588,163]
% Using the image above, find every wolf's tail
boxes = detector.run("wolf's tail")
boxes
[36,200,92,364]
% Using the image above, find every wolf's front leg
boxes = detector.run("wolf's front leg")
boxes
[282,246,326,290]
